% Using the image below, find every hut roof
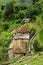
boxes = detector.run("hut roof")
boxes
[16,25,31,33]
[14,33,30,40]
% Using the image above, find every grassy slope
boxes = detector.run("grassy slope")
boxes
[0,0,43,64]
[17,12,43,65]
[18,55,43,65]
[8,14,43,65]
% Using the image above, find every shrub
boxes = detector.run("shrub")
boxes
[4,2,14,20]
[15,19,21,24]
[33,40,40,52]
[33,0,39,4]
[3,22,9,31]
[0,32,13,61]
[1,5,5,10]
[17,11,26,19]
[41,13,43,23]
[14,4,20,13]
[21,19,25,24]
[26,3,42,19]
[20,4,27,10]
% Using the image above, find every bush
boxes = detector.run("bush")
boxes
[33,0,39,4]
[17,11,26,19]
[33,40,40,52]
[4,2,14,20]
[41,13,43,23]
[0,32,13,61]
[3,22,9,31]
[1,5,5,10]
[39,29,43,43]
[15,19,21,24]
[26,2,42,19]
[21,19,25,24]
[20,4,27,10]
[14,4,20,13]
[30,29,36,39]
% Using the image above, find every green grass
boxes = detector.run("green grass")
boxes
[18,55,43,65]
[39,29,43,43]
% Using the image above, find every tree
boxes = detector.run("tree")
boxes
[33,0,39,4]
[16,11,26,19]
[4,2,14,20]
[20,4,27,10]
[26,3,42,19]
[14,4,20,13]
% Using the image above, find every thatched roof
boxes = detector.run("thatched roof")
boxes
[16,25,31,33]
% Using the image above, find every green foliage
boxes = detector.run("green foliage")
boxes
[0,32,13,61]
[1,5,5,10]
[33,40,40,52]
[33,0,39,4]
[3,22,9,31]
[41,13,43,24]
[0,11,1,18]
[26,2,42,19]
[18,55,43,65]
[0,0,12,6]
[0,0,43,63]
[39,29,43,43]
[20,4,27,10]
[14,4,20,13]
[14,4,27,13]
[17,11,26,19]
[21,19,25,24]
[3,2,14,20]
[30,29,36,39]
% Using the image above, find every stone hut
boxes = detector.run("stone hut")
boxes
[8,25,35,59]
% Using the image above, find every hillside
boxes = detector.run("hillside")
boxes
[17,54,43,65]
[0,0,43,65]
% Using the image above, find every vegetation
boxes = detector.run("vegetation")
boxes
[17,55,43,65]
[0,0,43,64]
[33,40,40,52]
[39,29,43,43]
